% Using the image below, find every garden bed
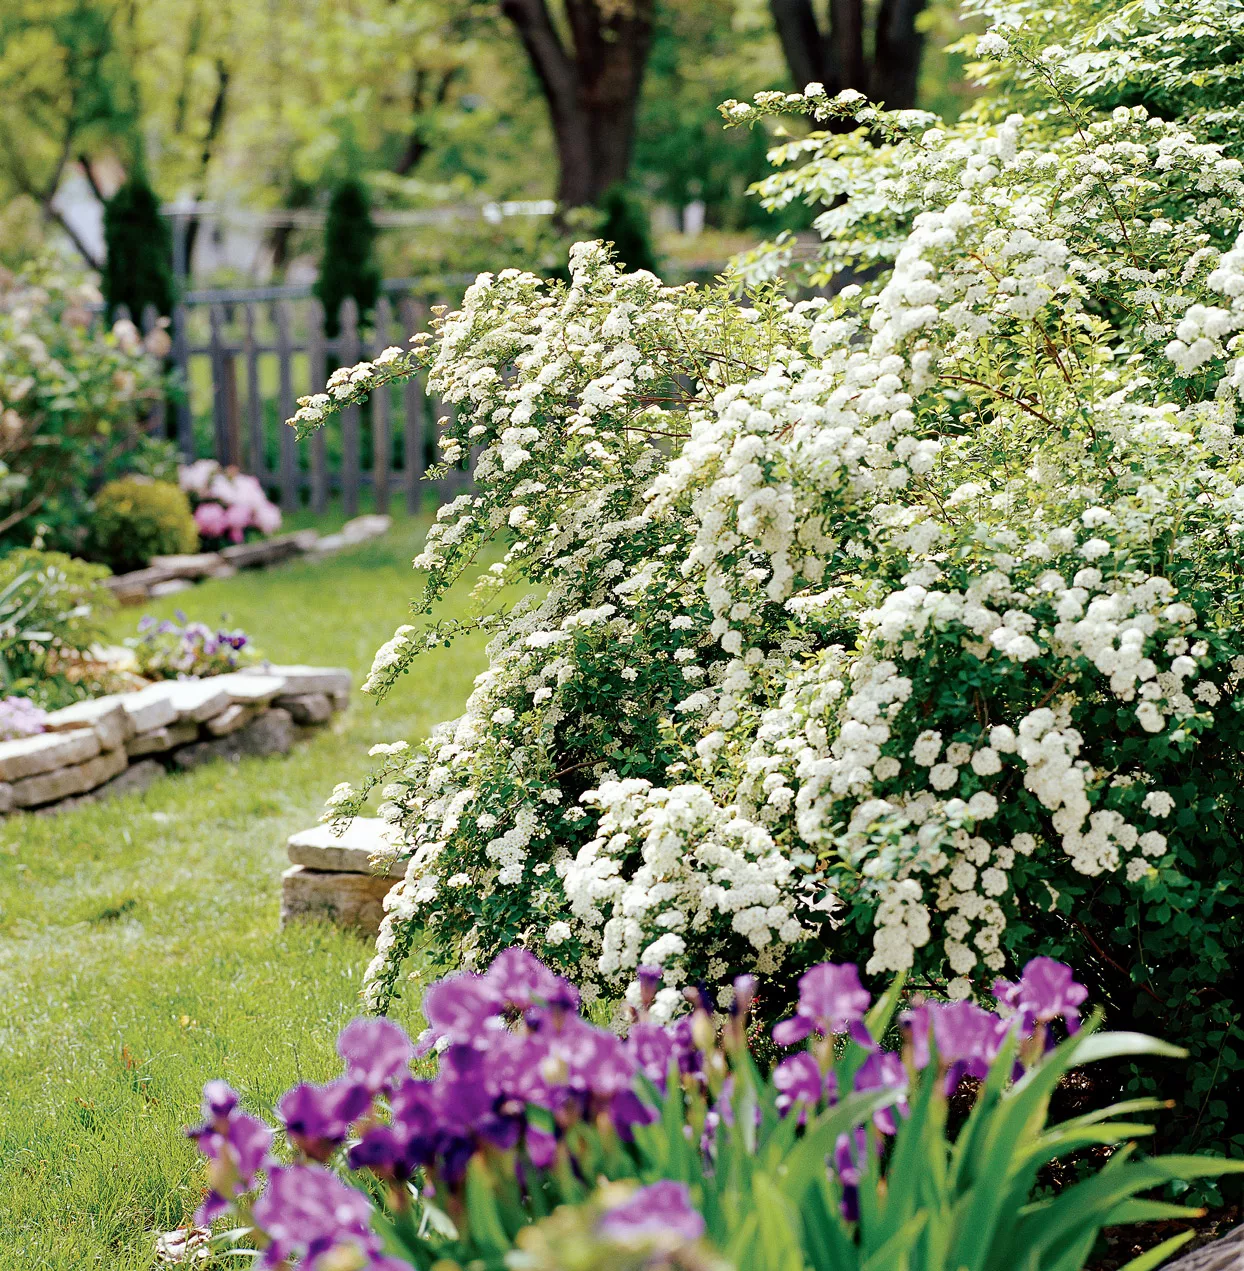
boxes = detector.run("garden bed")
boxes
[0,663,349,815]
[103,514,392,604]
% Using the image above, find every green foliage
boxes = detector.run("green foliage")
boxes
[0,548,116,708]
[0,517,492,1269]
[959,0,1244,154]
[420,1019,1238,1271]
[315,177,382,337]
[596,184,660,275]
[102,174,177,320]
[88,477,198,574]
[0,260,172,553]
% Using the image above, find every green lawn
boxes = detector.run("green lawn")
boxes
[0,514,485,1270]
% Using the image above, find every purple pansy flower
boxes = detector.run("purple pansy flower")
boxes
[598,1180,706,1245]
[337,1016,415,1092]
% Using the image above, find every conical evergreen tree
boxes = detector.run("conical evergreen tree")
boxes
[315,178,382,337]
[597,184,659,274]
[102,174,176,321]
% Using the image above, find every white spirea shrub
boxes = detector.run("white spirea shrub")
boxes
[297,83,1244,1035]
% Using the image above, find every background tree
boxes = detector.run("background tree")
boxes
[101,173,176,319]
[767,0,925,110]
[315,177,381,337]
[497,0,657,208]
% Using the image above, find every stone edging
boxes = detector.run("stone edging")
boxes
[105,514,392,605]
[0,664,349,816]
[280,817,401,933]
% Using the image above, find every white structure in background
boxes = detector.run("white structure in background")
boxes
[682,199,706,238]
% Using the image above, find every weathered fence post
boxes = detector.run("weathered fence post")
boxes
[275,300,299,513]
[308,299,329,516]
[399,296,425,516]
[208,304,235,465]
[171,302,194,459]
[339,298,361,518]
[371,296,392,515]
[244,303,264,478]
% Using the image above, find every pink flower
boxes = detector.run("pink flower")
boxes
[194,502,229,538]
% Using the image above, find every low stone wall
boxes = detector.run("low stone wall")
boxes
[280,818,400,933]
[105,514,392,604]
[0,664,349,816]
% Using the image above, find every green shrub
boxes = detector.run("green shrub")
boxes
[0,259,172,554]
[0,549,116,708]
[88,477,198,574]
[597,183,659,274]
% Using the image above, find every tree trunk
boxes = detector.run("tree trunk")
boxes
[767,0,925,111]
[500,0,655,209]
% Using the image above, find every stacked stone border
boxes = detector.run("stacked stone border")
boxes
[105,514,391,605]
[0,665,349,816]
[280,817,400,935]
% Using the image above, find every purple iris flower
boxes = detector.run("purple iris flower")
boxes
[773,1053,825,1120]
[994,957,1088,1035]
[627,1022,676,1089]
[187,1089,273,1225]
[348,1124,419,1183]
[252,1164,378,1268]
[853,1051,908,1134]
[419,972,504,1050]
[772,962,874,1048]
[552,1017,637,1097]
[833,1126,869,1222]
[900,1003,932,1070]
[636,964,663,1008]
[931,1001,1011,1094]
[277,1080,372,1162]
[525,1123,557,1169]
[200,1079,239,1125]
[338,1017,414,1092]
[598,1180,706,1245]
[485,947,577,1012]
[609,1088,659,1141]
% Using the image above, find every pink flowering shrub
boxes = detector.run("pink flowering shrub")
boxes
[179,460,281,547]
[0,694,46,740]
[184,950,1241,1271]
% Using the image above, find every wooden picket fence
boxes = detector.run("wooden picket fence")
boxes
[118,282,470,516]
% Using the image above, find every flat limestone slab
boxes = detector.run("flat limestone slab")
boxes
[171,708,294,769]
[121,685,178,734]
[0,729,101,782]
[287,818,404,877]
[127,722,198,756]
[43,698,134,751]
[280,864,394,933]
[165,679,231,724]
[10,746,127,808]
[204,703,256,737]
[150,552,224,579]
[210,672,288,704]
[276,693,333,724]
[37,759,163,814]
[241,664,350,697]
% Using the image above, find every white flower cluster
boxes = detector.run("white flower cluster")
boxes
[323,93,1244,1014]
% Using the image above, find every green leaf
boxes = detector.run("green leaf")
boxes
[1116,1230,1198,1271]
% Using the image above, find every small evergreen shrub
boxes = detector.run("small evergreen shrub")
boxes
[315,178,381,337]
[102,175,177,321]
[0,549,116,708]
[88,477,198,574]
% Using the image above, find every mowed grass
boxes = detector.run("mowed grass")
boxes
[0,514,487,1270]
